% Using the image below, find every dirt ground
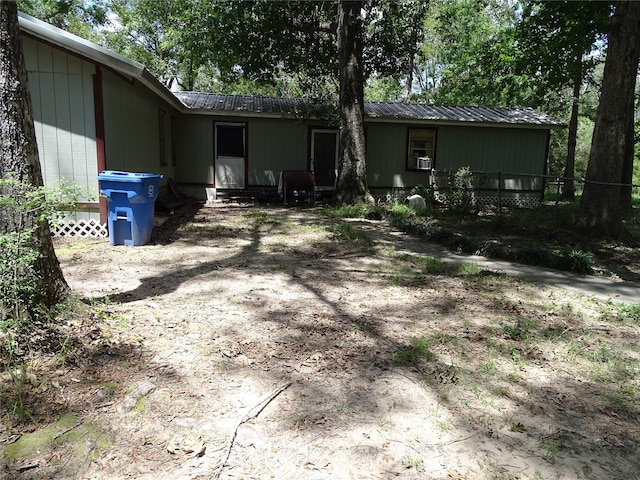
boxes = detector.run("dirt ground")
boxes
[2,203,640,479]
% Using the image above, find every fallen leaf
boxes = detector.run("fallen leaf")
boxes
[598,406,619,417]
[448,469,466,479]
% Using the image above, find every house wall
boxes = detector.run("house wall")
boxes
[176,115,309,200]
[22,34,98,221]
[177,115,550,203]
[102,70,177,181]
[366,122,549,203]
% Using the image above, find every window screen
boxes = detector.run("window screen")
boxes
[216,124,245,157]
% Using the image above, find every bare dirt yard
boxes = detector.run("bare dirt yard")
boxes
[2,203,640,479]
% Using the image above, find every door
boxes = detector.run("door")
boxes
[215,123,246,189]
[311,129,339,189]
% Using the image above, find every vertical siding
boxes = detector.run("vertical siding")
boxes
[247,118,308,185]
[366,121,550,192]
[22,35,97,206]
[437,125,547,174]
[176,115,310,190]
[102,71,176,181]
[175,114,214,185]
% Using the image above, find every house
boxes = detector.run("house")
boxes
[18,13,563,236]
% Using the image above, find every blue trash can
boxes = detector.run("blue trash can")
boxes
[98,170,163,246]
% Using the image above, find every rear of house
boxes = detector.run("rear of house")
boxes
[175,94,559,206]
[18,12,562,238]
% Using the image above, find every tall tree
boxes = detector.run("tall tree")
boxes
[0,0,69,320]
[104,0,217,90]
[430,0,529,107]
[363,0,429,102]
[17,0,108,39]
[517,1,611,199]
[104,0,428,204]
[336,0,373,204]
[576,1,640,237]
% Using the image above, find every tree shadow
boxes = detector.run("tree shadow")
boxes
[42,205,640,478]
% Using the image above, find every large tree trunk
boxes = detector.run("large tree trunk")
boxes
[335,0,374,205]
[576,1,640,238]
[561,60,582,199]
[619,113,635,211]
[0,0,69,320]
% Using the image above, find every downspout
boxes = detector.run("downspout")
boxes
[93,66,107,224]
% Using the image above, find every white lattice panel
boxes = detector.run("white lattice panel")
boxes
[52,219,108,238]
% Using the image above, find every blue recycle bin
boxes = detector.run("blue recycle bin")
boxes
[98,170,163,246]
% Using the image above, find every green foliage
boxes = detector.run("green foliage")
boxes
[409,184,437,206]
[1,178,81,323]
[364,74,403,102]
[502,317,536,341]
[429,0,531,107]
[17,0,108,40]
[437,167,475,213]
[380,201,598,275]
[395,336,435,366]
[324,202,384,220]
[600,303,640,325]
[1,179,81,421]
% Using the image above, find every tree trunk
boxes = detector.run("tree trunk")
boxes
[576,1,640,237]
[0,0,69,319]
[619,112,635,211]
[562,60,582,199]
[335,0,374,205]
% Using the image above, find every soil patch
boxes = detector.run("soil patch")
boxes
[2,203,640,479]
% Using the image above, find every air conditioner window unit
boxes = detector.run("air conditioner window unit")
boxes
[417,156,432,170]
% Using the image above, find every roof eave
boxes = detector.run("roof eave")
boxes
[180,107,318,120]
[364,116,565,129]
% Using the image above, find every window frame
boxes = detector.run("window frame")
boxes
[159,109,167,167]
[171,115,177,167]
[215,122,247,159]
[406,127,437,171]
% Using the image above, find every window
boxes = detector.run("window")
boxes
[407,127,436,170]
[159,109,167,166]
[216,123,246,158]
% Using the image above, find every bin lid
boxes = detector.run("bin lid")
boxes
[98,170,163,182]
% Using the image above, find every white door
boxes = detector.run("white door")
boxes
[215,123,246,189]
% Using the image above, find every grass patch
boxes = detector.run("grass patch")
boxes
[329,223,374,250]
[395,336,435,366]
[502,317,537,341]
[324,203,384,220]
[600,302,640,325]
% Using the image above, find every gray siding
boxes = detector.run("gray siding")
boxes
[175,114,215,186]
[366,122,548,192]
[23,34,97,206]
[102,70,177,180]
[247,118,308,185]
[176,115,310,198]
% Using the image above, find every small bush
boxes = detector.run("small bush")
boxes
[556,249,595,274]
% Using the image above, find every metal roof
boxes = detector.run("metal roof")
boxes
[176,92,563,128]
